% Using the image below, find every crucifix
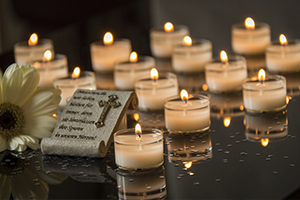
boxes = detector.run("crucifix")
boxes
[95,95,121,128]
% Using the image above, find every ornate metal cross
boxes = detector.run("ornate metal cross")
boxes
[95,95,121,128]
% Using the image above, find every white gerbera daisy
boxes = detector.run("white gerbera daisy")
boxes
[0,63,61,152]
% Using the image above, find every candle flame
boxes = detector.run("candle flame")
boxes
[43,50,53,62]
[240,105,244,111]
[223,117,231,127]
[72,67,81,79]
[258,69,266,82]
[133,113,139,121]
[279,34,288,46]
[28,33,38,46]
[130,51,138,63]
[245,17,255,30]
[135,123,142,139]
[103,32,114,45]
[150,68,159,81]
[220,50,228,63]
[202,84,208,91]
[261,138,269,147]
[183,36,192,46]
[164,22,174,32]
[180,89,189,102]
[184,161,193,169]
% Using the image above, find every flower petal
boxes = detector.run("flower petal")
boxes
[0,136,8,152]
[2,68,23,103]
[8,135,39,152]
[0,174,11,200]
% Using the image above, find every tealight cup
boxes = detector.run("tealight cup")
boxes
[172,39,212,73]
[114,128,164,170]
[164,94,210,133]
[243,75,286,113]
[114,56,155,90]
[205,55,248,93]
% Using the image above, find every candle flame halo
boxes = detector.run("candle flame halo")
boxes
[135,123,142,139]
[103,32,114,45]
[220,50,228,63]
[183,36,192,46]
[245,17,255,30]
[28,33,38,46]
[130,51,138,63]
[43,50,53,62]
[223,117,231,127]
[258,69,266,82]
[180,89,189,102]
[261,138,269,147]
[279,34,288,46]
[150,68,159,81]
[72,67,81,79]
[164,22,174,32]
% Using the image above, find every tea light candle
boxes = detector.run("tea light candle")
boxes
[243,69,287,112]
[114,52,155,90]
[172,36,212,73]
[231,17,271,55]
[164,90,210,133]
[205,51,248,93]
[135,68,179,111]
[150,22,189,58]
[53,67,97,106]
[14,33,54,65]
[90,32,132,72]
[28,50,68,86]
[266,34,300,73]
[114,124,164,170]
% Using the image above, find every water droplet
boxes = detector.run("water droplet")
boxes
[223,159,228,164]
[235,141,240,144]
[290,164,295,167]
[174,164,179,167]
[227,144,232,147]
[255,153,261,156]
[212,130,216,133]
[146,186,151,190]
[177,176,183,179]
[268,155,273,158]
[35,183,40,186]
[273,171,278,174]
[265,158,271,161]
[178,148,183,151]
[191,145,195,149]
[215,179,221,182]
[194,182,200,186]
[159,176,164,179]
[241,152,248,156]
[218,149,223,152]
[236,132,241,135]
[178,173,184,177]
[32,179,39,182]
[224,151,230,154]
[239,160,244,163]
[287,135,291,138]
[284,156,289,159]
[129,179,134,182]
[291,136,296,139]
[188,172,195,176]
[230,136,235,139]
[215,143,220,146]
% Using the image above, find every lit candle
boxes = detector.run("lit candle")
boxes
[205,50,248,93]
[14,33,54,64]
[135,68,179,111]
[114,124,164,170]
[114,51,155,90]
[150,22,189,58]
[231,17,271,55]
[266,34,300,73]
[53,67,96,106]
[90,32,132,72]
[243,69,287,112]
[28,50,68,86]
[164,89,210,133]
[172,36,212,73]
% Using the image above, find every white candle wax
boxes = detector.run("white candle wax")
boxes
[172,39,212,73]
[14,39,54,65]
[28,54,68,86]
[266,40,300,73]
[205,56,248,93]
[150,25,189,58]
[114,56,155,90]
[53,71,97,106]
[164,95,210,132]
[90,39,131,72]
[231,22,270,55]
[243,76,287,112]
[135,73,179,111]
[114,128,163,170]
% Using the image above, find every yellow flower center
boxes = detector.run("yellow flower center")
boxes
[0,102,24,141]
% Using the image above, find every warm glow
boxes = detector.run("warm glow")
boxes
[202,84,208,91]
[72,67,81,79]
[286,96,291,104]
[150,68,159,81]
[43,50,53,62]
[135,123,142,138]
[261,138,269,147]
[220,50,228,63]
[223,117,231,127]
[258,69,266,82]
[133,113,139,121]
[53,114,57,118]
[28,33,38,46]
[183,36,192,46]
[184,161,193,169]
[130,51,138,63]
[279,34,288,46]
[180,89,189,102]
[245,17,255,30]
[103,32,114,45]
[164,22,174,32]
[240,105,244,111]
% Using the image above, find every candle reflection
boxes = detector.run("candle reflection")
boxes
[244,109,288,145]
